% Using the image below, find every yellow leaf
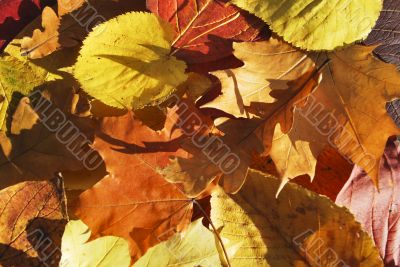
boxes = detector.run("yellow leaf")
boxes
[60,220,131,267]
[134,218,239,267]
[74,12,188,110]
[211,169,383,266]
[232,0,382,50]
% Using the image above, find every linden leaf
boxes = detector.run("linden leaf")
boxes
[0,177,67,267]
[336,137,400,266]
[134,218,239,267]
[364,0,400,68]
[231,0,382,50]
[147,0,265,70]
[73,12,188,110]
[60,220,131,267]
[211,169,383,266]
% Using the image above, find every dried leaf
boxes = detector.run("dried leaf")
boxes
[211,169,383,266]
[0,177,67,267]
[336,137,400,266]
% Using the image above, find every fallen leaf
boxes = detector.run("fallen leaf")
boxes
[0,0,49,51]
[336,137,400,266]
[74,12,188,110]
[0,176,67,267]
[147,0,266,70]
[387,99,400,128]
[211,169,383,266]
[73,104,211,260]
[231,0,382,50]
[134,218,239,267]
[364,0,400,68]
[60,220,131,267]
[0,93,98,189]
[202,38,316,119]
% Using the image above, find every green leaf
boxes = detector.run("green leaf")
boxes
[74,12,188,110]
[231,0,382,50]
[134,218,239,267]
[60,220,131,267]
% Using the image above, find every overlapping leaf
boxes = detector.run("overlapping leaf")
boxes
[232,0,382,50]
[336,137,400,266]
[147,0,266,70]
[0,177,67,267]
[60,220,131,267]
[74,12,188,110]
[134,218,239,267]
[74,105,209,260]
[364,0,400,68]
[211,169,383,266]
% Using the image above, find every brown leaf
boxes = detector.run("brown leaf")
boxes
[0,177,67,267]
[73,103,214,260]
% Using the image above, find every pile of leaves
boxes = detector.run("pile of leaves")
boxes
[0,0,400,266]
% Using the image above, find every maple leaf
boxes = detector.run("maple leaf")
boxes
[134,218,239,267]
[147,0,266,71]
[202,38,317,119]
[364,0,400,69]
[211,169,383,266]
[60,220,131,267]
[336,137,400,266]
[161,40,322,195]
[73,105,211,260]
[231,0,382,51]
[73,12,188,110]
[0,176,67,267]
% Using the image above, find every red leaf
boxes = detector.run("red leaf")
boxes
[336,137,400,266]
[147,0,267,71]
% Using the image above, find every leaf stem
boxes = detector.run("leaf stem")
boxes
[192,199,232,267]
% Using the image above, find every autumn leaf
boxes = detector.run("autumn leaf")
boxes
[336,137,400,266]
[0,176,67,267]
[134,218,239,267]
[161,40,322,195]
[364,0,400,68]
[0,93,97,189]
[211,169,383,266]
[74,12,188,110]
[202,38,316,119]
[147,0,266,71]
[59,220,131,267]
[0,0,49,52]
[20,0,147,59]
[0,54,47,131]
[231,0,382,51]
[387,99,400,128]
[73,106,206,260]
